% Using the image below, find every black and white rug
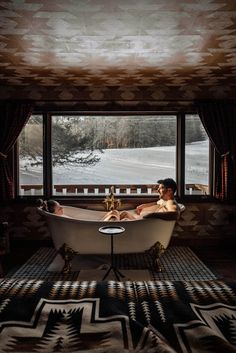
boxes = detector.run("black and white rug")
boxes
[0,278,235,353]
[7,246,218,281]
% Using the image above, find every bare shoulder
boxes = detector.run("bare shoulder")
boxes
[165,200,177,211]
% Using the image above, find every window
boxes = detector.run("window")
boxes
[19,115,43,196]
[18,113,212,198]
[185,114,210,195]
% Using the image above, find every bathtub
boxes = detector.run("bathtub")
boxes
[38,205,185,255]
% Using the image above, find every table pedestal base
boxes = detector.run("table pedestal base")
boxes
[102,264,125,281]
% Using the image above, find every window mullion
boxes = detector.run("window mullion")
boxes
[43,112,52,198]
[177,112,185,198]
[209,143,214,197]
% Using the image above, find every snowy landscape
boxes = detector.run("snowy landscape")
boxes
[20,140,209,187]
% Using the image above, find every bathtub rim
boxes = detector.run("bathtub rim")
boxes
[37,205,182,224]
[37,206,149,224]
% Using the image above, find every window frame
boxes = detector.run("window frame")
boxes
[16,110,215,202]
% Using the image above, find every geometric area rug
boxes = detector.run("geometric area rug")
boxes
[6,246,218,282]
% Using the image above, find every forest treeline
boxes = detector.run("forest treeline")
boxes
[53,115,206,149]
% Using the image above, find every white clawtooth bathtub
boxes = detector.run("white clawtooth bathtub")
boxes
[38,205,185,254]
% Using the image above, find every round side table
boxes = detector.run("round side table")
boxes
[98,225,125,281]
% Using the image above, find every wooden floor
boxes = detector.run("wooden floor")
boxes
[1,244,236,282]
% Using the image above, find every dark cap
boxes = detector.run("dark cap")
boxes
[157,178,177,194]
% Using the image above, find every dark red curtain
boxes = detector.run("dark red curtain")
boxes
[196,100,236,202]
[0,101,34,200]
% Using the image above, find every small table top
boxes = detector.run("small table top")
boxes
[99,226,125,235]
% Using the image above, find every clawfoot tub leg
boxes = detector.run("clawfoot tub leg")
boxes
[146,241,166,272]
[58,243,78,274]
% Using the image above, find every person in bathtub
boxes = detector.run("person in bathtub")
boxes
[37,199,64,215]
[102,178,178,221]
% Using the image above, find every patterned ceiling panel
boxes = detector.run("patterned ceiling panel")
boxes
[0,0,235,100]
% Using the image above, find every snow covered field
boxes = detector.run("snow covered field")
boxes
[20,140,209,186]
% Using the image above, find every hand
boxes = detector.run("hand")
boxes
[136,204,145,215]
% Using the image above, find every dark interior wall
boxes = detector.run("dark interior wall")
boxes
[1,85,234,102]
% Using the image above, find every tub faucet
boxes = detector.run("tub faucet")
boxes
[103,186,121,211]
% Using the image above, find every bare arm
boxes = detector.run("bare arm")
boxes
[136,202,158,215]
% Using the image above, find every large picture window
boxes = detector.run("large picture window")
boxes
[18,113,211,198]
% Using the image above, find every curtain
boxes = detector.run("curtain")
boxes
[0,100,34,200]
[196,100,236,202]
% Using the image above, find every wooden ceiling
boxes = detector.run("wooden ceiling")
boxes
[0,0,235,101]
